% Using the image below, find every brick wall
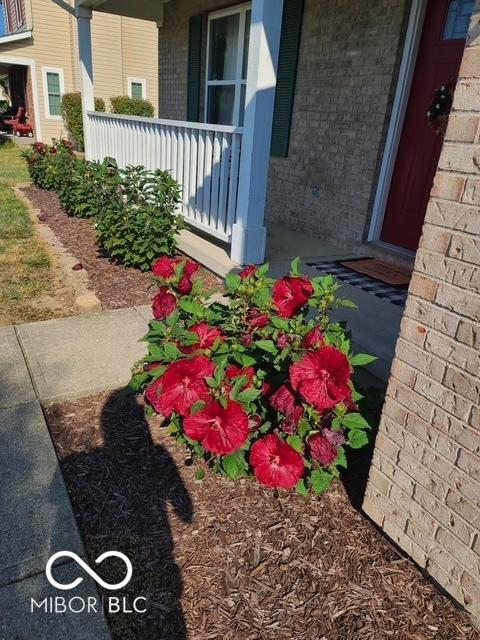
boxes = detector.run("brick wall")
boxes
[159,0,409,250]
[363,1,480,626]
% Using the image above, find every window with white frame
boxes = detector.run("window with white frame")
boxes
[128,78,146,100]
[205,2,251,127]
[43,68,64,118]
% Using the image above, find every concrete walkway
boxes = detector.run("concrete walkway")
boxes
[0,306,151,639]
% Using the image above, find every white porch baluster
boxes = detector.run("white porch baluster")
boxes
[231,0,284,265]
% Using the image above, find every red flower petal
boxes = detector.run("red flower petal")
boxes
[182,322,224,353]
[152,287,177,319]
[250,434,304,489]
[183,400,249,455]
[290,346,351,411]
[309,432,338,465]
[303,326,324,349]
[272,276,313,318]
[239,265,257,279]
[152,256,178,279]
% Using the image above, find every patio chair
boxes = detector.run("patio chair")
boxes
[3,106,26,129]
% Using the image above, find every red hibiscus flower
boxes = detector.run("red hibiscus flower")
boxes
[152,256,177,279]
[248,307,269,329]
[250,434,304,489]
[239,265,257,279]
[276,333,290,349]
[323,428,345,447]
[269,384,304,434]
[290,346,351,411]
[183,400,249,455]
[182,322,224,353]
[272,276,314,318]
[146,355,215,417]
[303,326,324,349]
[152,287,177,319]
[309,433,338,466]
[178,260,200,294]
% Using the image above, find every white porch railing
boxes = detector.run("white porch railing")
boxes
[87,111,243,243]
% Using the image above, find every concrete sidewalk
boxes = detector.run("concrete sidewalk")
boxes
[0,306,152,639]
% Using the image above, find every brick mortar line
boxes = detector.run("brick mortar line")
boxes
[407,291,480,324]
[394,335,480,398]
[401,314,479,360]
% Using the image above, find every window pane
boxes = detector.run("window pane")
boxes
[242,10,251,80]
[131,82,143,99]
[443,0,474,40]
[209,13,239,81]
[48,93,61,116]
[46,72,60,94]
[239,84,246,126]
[207,85,235,125]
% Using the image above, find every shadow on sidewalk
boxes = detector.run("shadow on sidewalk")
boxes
[48,389,193,640]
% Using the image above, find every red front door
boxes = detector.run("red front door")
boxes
[381,0,473,251]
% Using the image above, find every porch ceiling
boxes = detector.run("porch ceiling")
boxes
[77,0,169,22]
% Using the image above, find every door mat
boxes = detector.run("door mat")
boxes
[307,259,409,307]
[340,258,412,286]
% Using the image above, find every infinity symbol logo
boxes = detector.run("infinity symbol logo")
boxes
[46,551,133,591]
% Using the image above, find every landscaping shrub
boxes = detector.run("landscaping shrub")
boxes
[61,92,106,150]
[131,258,376,495]
[94,165,182,270]
[22,139,76,191]
[57,157,121,219]
[110,95,155,118]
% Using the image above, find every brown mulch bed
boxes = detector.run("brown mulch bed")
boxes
[45,391,478,640]
[22,185,221,310]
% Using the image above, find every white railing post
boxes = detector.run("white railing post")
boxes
[76,4,94,158]
[231,0,284,265]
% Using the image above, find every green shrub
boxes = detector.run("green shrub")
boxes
[61,92,106,150]
[95,165,183,270]
[22,139,76,191]
[57,157,121,218]
[110,95,155,118]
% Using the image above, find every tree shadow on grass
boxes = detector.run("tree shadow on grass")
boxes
[49,389,193,640]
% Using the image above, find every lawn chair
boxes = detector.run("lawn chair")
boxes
[3,106,34,137]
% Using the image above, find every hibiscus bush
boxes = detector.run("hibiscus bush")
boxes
[22,139,76,191]
[131,257,376,495]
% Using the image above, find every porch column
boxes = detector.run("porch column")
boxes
[76,5,94,158]
[231,0,284,265]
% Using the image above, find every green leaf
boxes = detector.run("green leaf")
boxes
[128,371,149,392]
[341,413,371,431]
[222,450,248,480]
[295,479,308,496]
[336,446,348,469]
[350,353,378,367]
[339,298,357,309]
[290,257,301,276]
[241,354,257,367]
[194,469,205,481]
[271,317,290,330]
[163,342,181,361]
[225,273,241,291]
[178,299,205,317]
[190,400,206,414]
[252,287,271,308]
[348,429,369,449]
[287,434,303,453]
[237,388,262,404]
[310,469,333,495]
[254,339,277,355]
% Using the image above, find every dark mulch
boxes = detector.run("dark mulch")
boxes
[45,391,478,640]
[22,185,221,310]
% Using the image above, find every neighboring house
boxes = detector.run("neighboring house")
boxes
[0,0,158,142]
[64,0,480,627]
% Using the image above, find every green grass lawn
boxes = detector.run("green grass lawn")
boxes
[0,141,63,324]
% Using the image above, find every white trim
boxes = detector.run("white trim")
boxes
[41,66,65,120]
[367,0,429,242]
[205,2,251,127]
[127,77,147,100]
[0,30,32,44]
[0,54,42,141]
[88,110,244,134]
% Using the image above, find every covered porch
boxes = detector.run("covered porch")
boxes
[73,0,284,266]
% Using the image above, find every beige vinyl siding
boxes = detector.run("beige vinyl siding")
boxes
[120,16,159,114]
[0,0,159,142]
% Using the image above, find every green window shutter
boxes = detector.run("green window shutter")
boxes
[271,0,304,157]
[187,14,203,122]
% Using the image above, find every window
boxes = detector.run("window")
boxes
[443,0,475,40]
[42,68,64,119]
[205,3,251,126]
[128,78,146,100]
